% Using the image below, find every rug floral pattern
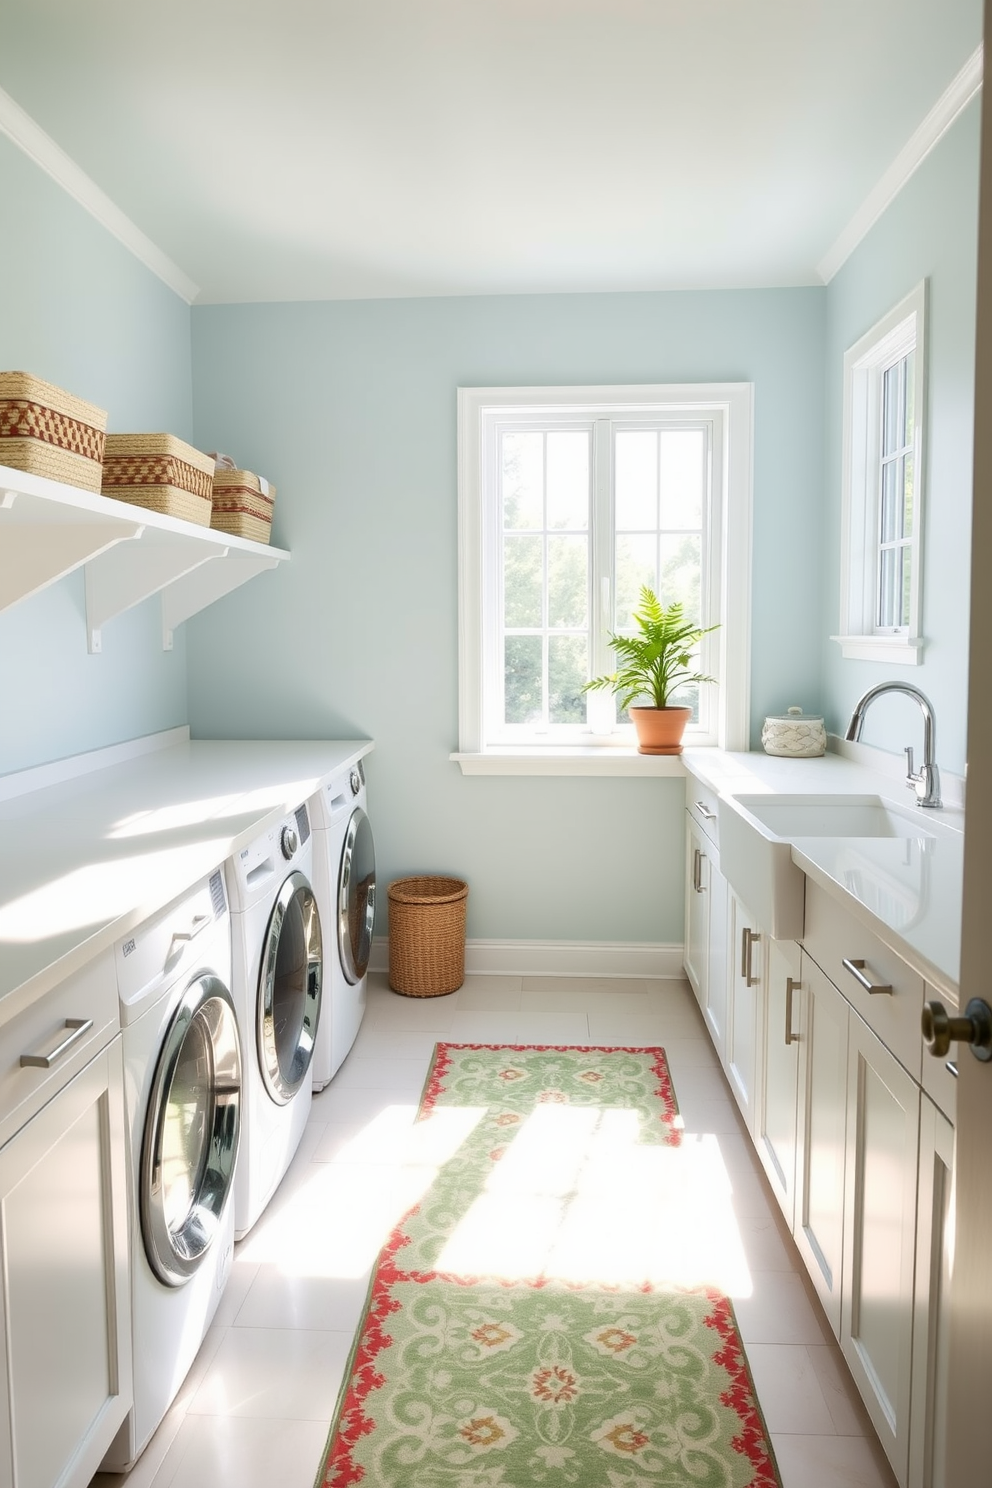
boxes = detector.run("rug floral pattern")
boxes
[317,1045,780,1488]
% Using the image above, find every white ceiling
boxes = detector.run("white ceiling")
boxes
[0,0,983,304]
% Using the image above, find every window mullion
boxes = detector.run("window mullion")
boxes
[588,419,615,734]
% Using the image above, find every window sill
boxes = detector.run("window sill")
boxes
[831,634,924,665]
[449,748,691,777]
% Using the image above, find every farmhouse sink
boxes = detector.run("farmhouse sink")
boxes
[717,793,942,941]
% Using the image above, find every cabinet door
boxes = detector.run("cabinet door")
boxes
[910,1097,953,1488]
[841,1011,919,1486]
[726,892,762,1130]
[755,938,802,1229]
[0,1040,131,1488]
[794,952,849,1337]
[684,813,710,1006]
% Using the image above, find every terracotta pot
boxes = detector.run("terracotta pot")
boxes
[629,705,693,755]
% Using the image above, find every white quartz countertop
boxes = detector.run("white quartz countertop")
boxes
[0,738,373,1022]
[682,746,964,997]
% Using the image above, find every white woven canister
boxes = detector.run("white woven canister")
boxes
[761,706,826,758]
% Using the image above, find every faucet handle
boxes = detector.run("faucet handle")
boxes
[904,745,916,781]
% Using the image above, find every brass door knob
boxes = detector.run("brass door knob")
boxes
[921,998,992,1063]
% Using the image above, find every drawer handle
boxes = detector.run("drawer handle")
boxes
[692,847,704,893]
[785,976,799,1046]
[170,913,211,948]
[695,801,717,821]
[20,1018,94,1070]
[842,957,892,996]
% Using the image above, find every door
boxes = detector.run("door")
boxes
[338,807,376,984]
[142,976,242,1286]
[794,952,849,1337]
[257,871,323,1102]
[945,12,992,1482]
[841,1011,920,1484]
[0,1043,131,1488]
[755,938,802,1228]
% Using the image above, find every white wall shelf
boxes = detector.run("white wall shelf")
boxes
[0,462,289,651]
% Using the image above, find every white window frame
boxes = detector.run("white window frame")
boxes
[834,282,927,664]
[454,383,753,772]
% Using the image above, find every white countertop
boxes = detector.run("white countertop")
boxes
[0,738,373,1023]
[682,746,964,998]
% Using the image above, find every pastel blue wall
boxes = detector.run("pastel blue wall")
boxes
[188,290,825,942]
[0,133,192,775]
[821,100,980,774]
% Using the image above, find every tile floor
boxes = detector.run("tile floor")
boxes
[92,972,897,1488]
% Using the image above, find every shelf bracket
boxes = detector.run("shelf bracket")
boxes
[161,551,282,650]
[0,520,143,613]
[85,536,216,653]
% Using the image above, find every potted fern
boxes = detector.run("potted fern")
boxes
[583,585,719,754]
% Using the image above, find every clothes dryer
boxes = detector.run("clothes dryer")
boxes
[226,803,322,1238]
[102,869,241,1470]
[309,758,376,1088]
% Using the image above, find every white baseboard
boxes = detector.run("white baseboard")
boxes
[369,937,685,980]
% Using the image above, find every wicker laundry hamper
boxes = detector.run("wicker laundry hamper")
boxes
[387,876,468,997]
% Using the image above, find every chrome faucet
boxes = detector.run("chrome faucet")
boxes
[845,682,942,808]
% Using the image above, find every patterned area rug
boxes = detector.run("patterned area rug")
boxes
[315,1044,781,1488]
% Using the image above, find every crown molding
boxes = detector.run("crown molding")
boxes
[0,85,199,305]
[817,43,983,284]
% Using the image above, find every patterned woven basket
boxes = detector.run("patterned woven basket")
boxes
[387,876,468,997]
[0,372,107,493]
[102,433,214,526]
[210,469,275,543]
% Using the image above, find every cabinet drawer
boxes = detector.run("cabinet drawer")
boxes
[803,882,924,1080]
[920,981,957,1124]
[686,776,721,847]
[0,950,119,1151]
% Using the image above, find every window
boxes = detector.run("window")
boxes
[835,283,926,664]
[456,384,752,768]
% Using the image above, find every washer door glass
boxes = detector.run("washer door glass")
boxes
[339,807,376,985]
[257,871,322,1105]
[141,976,242,1288]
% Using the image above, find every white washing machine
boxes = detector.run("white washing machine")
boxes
[102,869,242,1470]
[309,758,376,1089]
[226,802,322,1239]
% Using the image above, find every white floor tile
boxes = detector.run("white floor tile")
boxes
[186,1326,352,1420]
[234,1264,372,1332]
[771,1431,898,1487]
[149,1414,333,1488]
[745,1344,839,1434]
[731,1269,835,1346]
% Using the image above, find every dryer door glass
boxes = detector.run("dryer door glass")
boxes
[141,977,242,1287]
[258,871,322,1105]
[339,807,376,985]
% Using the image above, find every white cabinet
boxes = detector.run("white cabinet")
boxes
[841,1010,920,1485]
[0,965,131,1488]
[726,891,761,1130]
[755,936,802,1228]
[794,951,850,1337]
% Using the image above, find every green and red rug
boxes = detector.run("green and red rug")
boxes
[315,1044,781,1487]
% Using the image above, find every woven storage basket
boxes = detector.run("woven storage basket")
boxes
[388,876,468,997]
[211,469,276,543]
[102,433,215,526]
[0,372,107,493]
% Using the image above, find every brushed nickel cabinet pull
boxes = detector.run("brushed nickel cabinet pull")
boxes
[842,957,892,996]
[741,927,759,986]
[692,847,704,893]
[695,800,717,821]
[20,1017,94,1069]
[785,977,799,1045]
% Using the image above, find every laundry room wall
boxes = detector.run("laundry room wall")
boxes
[188,287,825,947]
[819,96,980,773]
[0,133,192,776]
